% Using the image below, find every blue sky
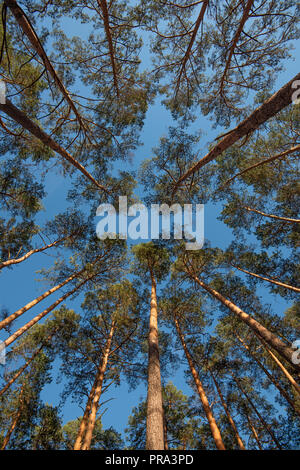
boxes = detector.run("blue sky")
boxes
[0,12,298,443]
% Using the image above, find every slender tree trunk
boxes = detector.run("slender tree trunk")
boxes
[231,373,282,450]
[173,71,300,191]
[235,334,300,415]
[146,270,164,450]
[174,316,226,450]
[232,264,300,293]
[219,0,254,93]
[0,267,86,331]
[186,269,300,372]
[81,321,116,450]
[3,275,95,348]
[0,234,72,270]
[221,144,300,189]
[254,335,300,397]
[0,99,107,193]
[1,386,24,450]
[97,0,119,96]
[176,0,209,89]
[73,369,103,450]
[246,414,263,450]
[243,206,300,224]
[210,371,245,449]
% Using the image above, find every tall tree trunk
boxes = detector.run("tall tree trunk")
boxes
[235,334,300,415]
[146,269,164,450]
[0,266,87,331]
[210,371,245,449]
[73,368,103,450]
[174,316,226,450]
[81,321,116,450]
[0,234,72,270]
[186,269,300,372]
[246,414,263,450]
[3,275,95,348]
[231,373,282,450]
[1,386,24,450]
[232,265,300,293]
[173,71,300,192]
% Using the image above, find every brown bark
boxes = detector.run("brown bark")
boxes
[176,0,209,90]
[146,270,164,450]
[210,371,245,449]
[0,99,108,193]
[81,321,116,450]
[0,266,87,331]
[4,0,90,137]
[243,205,300,223]
[1,386,24,450]
[232,264,300,293]
[0,234,71,270]
[3,274,95,349]
[97,0,119,96]
[219,0,255,94]
[174,316,226,450]
[232,373,282,450]
[173,71,300,192]
[186,269,300,372]
[235,334,300,415]
[221,144,300,188]
[246,414,263,450]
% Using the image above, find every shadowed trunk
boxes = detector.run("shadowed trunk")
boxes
[174,316,226,450]
[246,414,263,450]
[231,372,282,450]
[210,371,245,449]
[235,334,300,415]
